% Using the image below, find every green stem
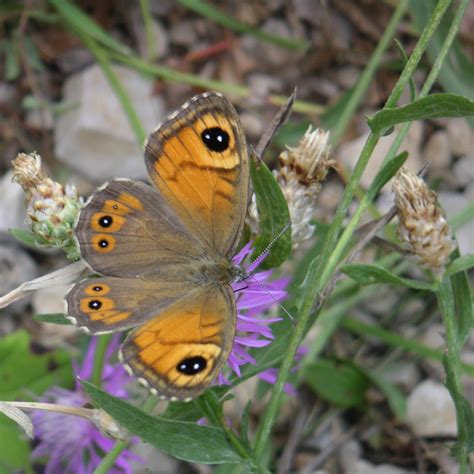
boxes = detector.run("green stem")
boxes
[93,396,158,474]
[253,0,452,463]
[177,0,308,51]
[342,316,474,377]
[91,334,113,387]
[139,0,155,61]
[436,278,467,473]
[330,0,409,144]
[78,33,147,144]
[107,50,324,116]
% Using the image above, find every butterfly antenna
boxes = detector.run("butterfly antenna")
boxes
[246,273,296,325]
[245,222,296,325]
[250,221,291,269]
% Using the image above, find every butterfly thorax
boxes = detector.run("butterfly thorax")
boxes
[193,257,236,286]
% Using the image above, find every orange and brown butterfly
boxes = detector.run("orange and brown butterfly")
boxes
[65,92,250,401]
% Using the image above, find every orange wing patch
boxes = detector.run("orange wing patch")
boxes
[120,284,236,400]
[145,93,249,256]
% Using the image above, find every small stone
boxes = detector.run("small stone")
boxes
[25,108,54,130]
[446,118,473,156]
[32,284,69,316]
[239,112,264,141]
[422,130,451,175]
[169,20,198,47]
[242,19,302,70]
[406,380,457,437]
[54,64,165,182]
[0,170,28,233]
[418,323,445,350]
[383,363,420,391]
[136,19,169,60]
[247,73,283,99]
[453,154,474,187]
[55,47,93,74]
[0,244,38,314]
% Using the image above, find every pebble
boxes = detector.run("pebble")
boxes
[406,380,457,437]
[0,244,38,314]
[452,154,474,187]
[169,20,198,47]
[54,64,165,182]
[446,118,473,156]
[0,170,28,233]
[422,130,451,175]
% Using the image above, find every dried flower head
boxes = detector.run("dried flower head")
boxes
[12,152,82,259]
[248,127,334,248]
[392,168,456,272]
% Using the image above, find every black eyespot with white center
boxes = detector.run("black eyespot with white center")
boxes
[88,300,102,310]
[99,239,109,248]
[201,127,229,152]
[98,215,113,228]
[92,286,102,292]
[177,356,207,375]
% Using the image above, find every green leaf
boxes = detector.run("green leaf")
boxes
[0,330,73,400]
[33,313,72,325]
[409,0,474,127]
[445,254,474,277]
[368,94,474,134]
[341,263,436,291]
[249,156,292,268]
[82,381,244,464]
[8,229,38,247]
[303,359,370,408]
[449,249,473,344]
[0,419,31,472]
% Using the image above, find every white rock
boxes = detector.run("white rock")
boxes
[406,380,457,437]
[422,130,451,174]
[32,283,70,316]
[446,118,473,156]
[0,170,28,233]
[342,458,409,474]
[438,192,474,255]
[453,154,474,187]
[418,323,445,349]
[54,64,165,182]
[0,245,38,314]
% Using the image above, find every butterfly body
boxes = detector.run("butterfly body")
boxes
[66,92,249,400]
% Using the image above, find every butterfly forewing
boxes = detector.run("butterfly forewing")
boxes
[145,92,249,258]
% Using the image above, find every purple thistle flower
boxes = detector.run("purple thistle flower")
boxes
[31,336,141,474]
[218,243,290,384]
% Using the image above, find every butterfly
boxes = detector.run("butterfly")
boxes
[66,92,250,401]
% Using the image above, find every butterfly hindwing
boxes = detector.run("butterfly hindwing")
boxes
[120,284,236,400]
[66,276,197,334]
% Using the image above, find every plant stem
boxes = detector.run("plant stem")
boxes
[139,0,155,61]
[253,0,452,463]
[330,0,409,145]
[91,334,112,387]
[78,33,147,144]
[436,278,467,473]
